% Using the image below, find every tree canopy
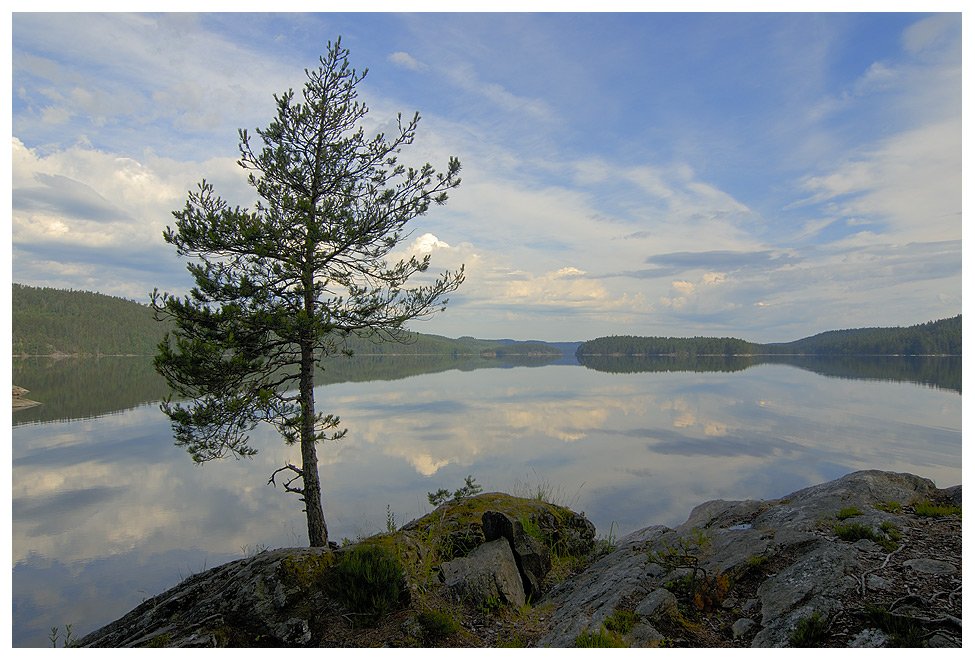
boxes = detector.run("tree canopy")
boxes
[152,39,463,547]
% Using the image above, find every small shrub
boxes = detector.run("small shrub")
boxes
[834,522,900,552]
[575,626,626,647]
[331,545,404,624]
[604,608,639,635]
[417,609,460,641]
[789,613,830,647]
[879,521,902,541]
[912,499,961,517]
[875,500,902,513]
[836,506,864,520]
[834,522,875,542]
[746,554,766,570]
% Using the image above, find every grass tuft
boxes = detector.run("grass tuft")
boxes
[788,613,830,647]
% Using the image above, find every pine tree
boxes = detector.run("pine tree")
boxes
[152,39,463,547]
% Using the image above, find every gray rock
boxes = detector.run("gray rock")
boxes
[441,538,526,608]
[732,618,757,640]
[75,547,338,647]
[625,622,665,647]
[536,525,667,647]
[902,558,957,575]
[634,588,678,622]
[482,510,552,599]
[935,484,961,507]
[848,628,889,647]
[927,631,960,648]
[756,541,859,624]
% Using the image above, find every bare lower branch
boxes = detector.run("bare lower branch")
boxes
[268,463,305,496]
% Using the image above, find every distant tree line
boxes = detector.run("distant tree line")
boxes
[577,316,960,358]
[576,335,757,358]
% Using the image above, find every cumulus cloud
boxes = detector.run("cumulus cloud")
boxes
[410,232,450,254]
[388,51,426,71]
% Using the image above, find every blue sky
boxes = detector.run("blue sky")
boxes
[9,10,963,342]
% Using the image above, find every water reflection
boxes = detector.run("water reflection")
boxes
[577,354,961,394]
[11,357,961,647]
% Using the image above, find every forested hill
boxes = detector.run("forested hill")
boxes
[12,284,172,356]
[761,315,961,356]
[577,315,961,358]
[10,285,559,358]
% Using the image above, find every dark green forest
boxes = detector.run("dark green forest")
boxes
[12,284,174,356]
[577,315,961,358]
[576,335,756,357]
[10,284,560,358]
[761,315,961,355]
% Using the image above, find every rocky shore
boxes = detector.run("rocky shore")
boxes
[12,385,40,410]
[75,470,961,648]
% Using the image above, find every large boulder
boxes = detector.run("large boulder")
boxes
[441,538,526,608]
[482,510,552,599]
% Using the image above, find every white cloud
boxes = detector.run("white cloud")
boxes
[798,117,960,244]
[443,61,554,121]
[388,51,426,71]
[410,232,450,254]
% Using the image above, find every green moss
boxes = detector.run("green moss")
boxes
[603,608,638,635]
[146,633,171,648]
[277,552,333,589]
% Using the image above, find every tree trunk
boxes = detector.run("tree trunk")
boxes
[299,343,329,547]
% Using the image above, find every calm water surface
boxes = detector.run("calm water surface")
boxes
[11,356,962,646]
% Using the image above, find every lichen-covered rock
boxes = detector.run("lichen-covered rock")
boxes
[536,525,668,647]
[75,547,336,647]
[537,470,957,649]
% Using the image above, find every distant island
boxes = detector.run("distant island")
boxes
[577,315,960,358]
[11,283,961,358]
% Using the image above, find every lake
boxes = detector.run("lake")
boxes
[11,354,962,647]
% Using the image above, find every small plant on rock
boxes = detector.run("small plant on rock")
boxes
[331,544,405,624]
[912,499,961,517]
[834,521,901,552]
[417,609,460,642]
[836,506,864,520]
[604,608,639,635]
[575,626,626,647]
[428,475,483,506]
[788,613,830,647]
[875,500,902,513]
[862,603,926,647]
[649,531,726,612]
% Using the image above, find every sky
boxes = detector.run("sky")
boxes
[8,8,965,343]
